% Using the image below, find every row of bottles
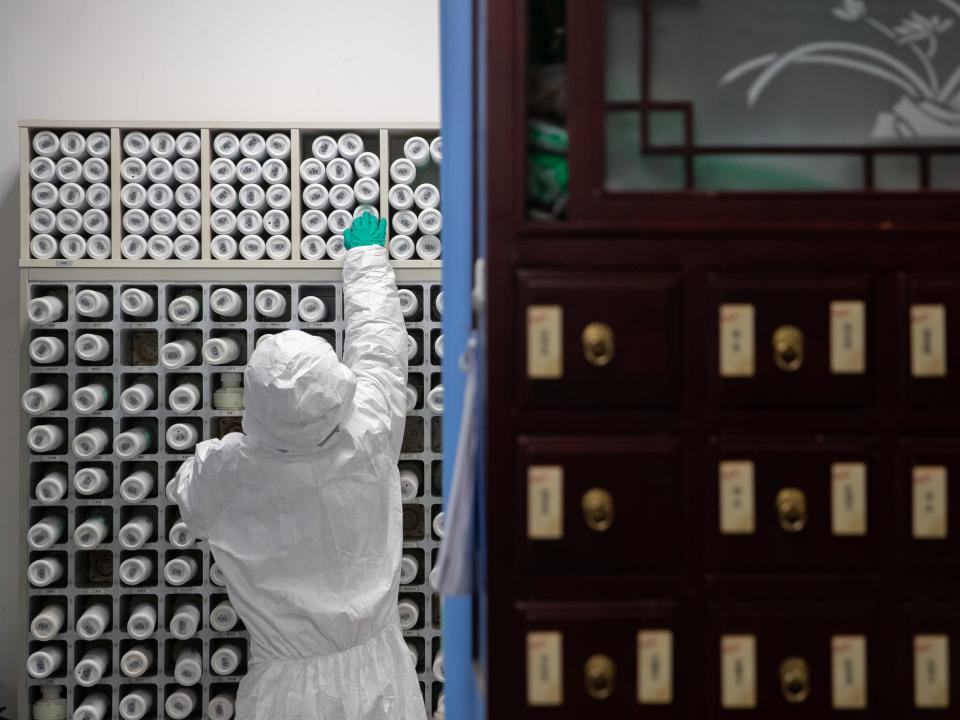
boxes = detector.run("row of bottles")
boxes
[27,423,199,455]
[27,513,194,550]
[28,553,205,588]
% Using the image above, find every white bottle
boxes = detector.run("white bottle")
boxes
[298,296,327,322]
[404,136,431,167]
[22,384,64,415]
[119,514,154,550]
[146,234,174,261]
[29,336,66,364]
[169,383,201,414]
[211,643,242,675]
[389,235,415,260]
[27,424,64,453]
[398,599,420,630]
[311,135,338,162]
[75,289,110,318]
[59,234,87,260]
[389,184,414,211]
[328,209,353,234]
[72,428,109,459]
[28,296,65,325]
[176,183,201,209]
[74,513,110,549]
[430,136,442,164]
[355,178,380,205]
[176,131,201,158]
[170,601,201,639]
[267,184,291,210]
[119,555,153,586]
[35,470,67,503]
[114,427,152,458]
[30,232,59,257]
[26,645,64,679]
[121,234,148,260]
[203,337,241,365]
[210,562,227,586]
[329,183,356,210]
[300,158,326,184]
[30,603,66,640]
[146,157,174,184]
[239,235,265,260]
[169,295,200,324]
[119,382,155,414]
[86,234,112,260]
[72,383,110,414]
[435,291,444,316]
[266,235,291,260]
[174,645,203,686]
[236,158,262,184]
[393,210,418,236]
[300,235,327,260]
[211,288,244,318]
[255,289,286,318]
[73,692,109,720]
[240,132,267,160]
[209,599,238,632]
[212,234,239,260]
[75,333,111,364]
[433,510,446,538]
[406,334,419,361]
[27,514,64,550]
[174,235,200,260]
[399,469,420,502]
[433,651,445,682]
[417,235,442,261]
[266,132,291,159]
[28,556,64,587]
[301,209,328,235]
[262,158,289,184]
[164,555,198,586]
[120,644,153,678]
[127,602,157,639]
[419,208,443,235]
[167,423,198,452]
[74,467,109,496]
[354,151,380,178]
[119,689,153,720]
[76,602,111,640]
[30,155,57,182]
[400,554,419,584]
[169,520,195,549]
[74,646,110,687]
[390,158,417,185]
[302,183,329,210]
[338,132,363,160]
[214,131,241,159]
[160,339,198,369]
[405,383,418,413]
[428,385,444,414]
[208,692,236,720]
[120,470,155,503]
[165,688,197,720]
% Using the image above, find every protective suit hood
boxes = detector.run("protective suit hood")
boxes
[242,330,357,451]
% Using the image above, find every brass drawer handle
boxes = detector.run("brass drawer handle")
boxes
[780,657,811,703]
[772,325,804,372]
[584,654,616,700]
[582,488,614,532]
[582,322,615,367]
[776,487,807,533]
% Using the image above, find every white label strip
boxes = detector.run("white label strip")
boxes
[527,466,564,540]
[830,300,866,374]
[913,465,949,540]
[527,305,563,379]
[720,304,755,377]
[832,635,868,709]
[915,634,950,709]
[638,629,673,705]
[720,461,755,535]
[831,462,868,536]
[527,631,563,706]
[721,634,757,709]
[911,304,947,378]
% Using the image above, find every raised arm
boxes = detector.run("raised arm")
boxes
[341,213,408,457]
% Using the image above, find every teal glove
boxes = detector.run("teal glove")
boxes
[344,212,387,250]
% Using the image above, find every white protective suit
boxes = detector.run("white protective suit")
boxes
[173,245,426,720]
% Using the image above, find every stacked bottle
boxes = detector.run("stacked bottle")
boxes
[388,135,443,261]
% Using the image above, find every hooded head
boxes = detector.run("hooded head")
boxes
[242,330,356,451]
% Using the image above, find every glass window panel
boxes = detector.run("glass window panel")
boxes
[932,155,960,187]
[607,112,686,191]
[695,155,864,191]
[874,154,921,189]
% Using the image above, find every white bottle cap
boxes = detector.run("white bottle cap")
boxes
[55,157,83,183]
[208,693,236,720]
[211,234,239,259]
[169,519,195,549]
[59,185,85,211]
[33,130,61,157]
[398,599,419,630]
[164,555,198,586]
[262,158,289,184]
[210,562,227,586]
[404,136,430,167]
[174,235,200,260]
[203,337,241,365]
[354,150,380,178]
[165,689,197,720]
[300,235,327,260]
[329,183,356,210]
[210,157,237,185]
[72,383,109,414]
[214,132,240,159]
[32,181,59,208]
[354,177,380,205]
[173,157,199,184]
[419,208,443,234]
[76,602,110,640]
[148,131,176,159]
[160,340,197,369]
[388,184,414,211]
[121,288,154,317]
[146,157,174,184]
[211,183,238,211]
[149,208,177,235]
[240,132,267,159]
[416,235,442,260]
[430,136,442,164]
[266,183,291,210]
[355,204,379,220]
[300,158,326,184]
[75,333,111,363]
[76,289,110,318]
[399,469,419,501]
[301,209,328,235]
[302,183,329,211]
[73,516,108,549]
[400,554,418,584]
[211,288,243,317]
[30,234,58,259]
[210,600,238,631]
[298,296,327,322]
[237,209,263,235]
[392,210,418,236]
[75,647,110,687]
[166,422,199,451]
[238,183,265,210]
[27,514,64,549]
[390,158,417,185]
[146,234,173,261]
[435,334,444,359]
[119,515,154,550]
[211,644,242,675]
[28,556,64,586]
[236,158,262,184]
[27,646,64,679]
[433,650,445,681]
[239,235,265,260]
[145,183,173,210]
[30,156,57,182]
[169,383,201,413]
[266,132,291,159]
[266,235,291,260]
[121,156,147,183]
[86,183,111,210]
[30,603,65,640]
[122,208,149,234]
[74,467,109,495]
[29,208,57,234]
[170,602,201,639]
[263,209,290,235]
[74,692,109,720]
[328,209,353,234]
[427,385,444,413]
[82,157,109,184]
[398,289,419,318]
[120,646,153,678]
[119,689,153,720]
[406,334,419,361]
[87,234,112,260]
[311,135,338,162]
[414,183,440,210]
[23,384,64,415]
[174,647,203,686]
[433,510,446,538]
[165,476,178,503]
[176,182,201,209]
[59,234,86,260]
[121,234,148,260]
[336,132,363,160]
[84,131,110,158]
[405,384,418,413]
[114,427,152,458]
[389,235,415,260]
[176,131,201,158]
[60,131,87,158]
[119,555,153,585]
[326,235,347,260]
[119,383,154,414]
[35,471,67,503]
[120,470,154,503]
[126,601,157,639]
[177,209,201,235]
[326,157,353,184]
[255,289,286,318]
[123,131,149,158]
[27,424,64,453]
[168,295,200,324]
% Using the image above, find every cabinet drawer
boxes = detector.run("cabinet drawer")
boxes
[521,602,684,716]
[899,440,960,572]
[900,605,960,715]
[712,438,877,573]
[710,604,881,718]
[519,436,682,575]
[518,271,682,410]
[710,274,873,408]
[903,275,960,407]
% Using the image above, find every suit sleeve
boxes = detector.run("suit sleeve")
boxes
[172,439,221,539]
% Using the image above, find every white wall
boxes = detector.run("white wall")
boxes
[0,0,439,711]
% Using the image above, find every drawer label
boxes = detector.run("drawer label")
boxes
[638,629,673,705]
[832,462,868,536]
[913,465,949,539]
[721,634,757,709]
[720,304,755,377]
[720,461,755,535]
[915,634,950,708]
[527,466,564,540]
[911,304,947,377]
[832,635,868,709]
[830,300,866,374]
[527,631,563,706]
[527,305,563,379]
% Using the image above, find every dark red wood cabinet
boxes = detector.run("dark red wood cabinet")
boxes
[482,0,960,716]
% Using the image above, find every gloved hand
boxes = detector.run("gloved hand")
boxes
[344,212,387,250]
